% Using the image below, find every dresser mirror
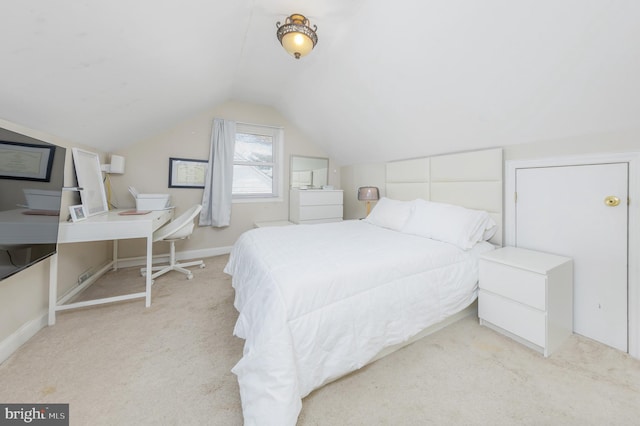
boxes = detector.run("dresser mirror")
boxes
[290,155,329,189]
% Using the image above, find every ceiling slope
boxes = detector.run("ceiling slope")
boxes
[1,1,639,165]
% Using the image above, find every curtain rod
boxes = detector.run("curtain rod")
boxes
[235,120,284,130]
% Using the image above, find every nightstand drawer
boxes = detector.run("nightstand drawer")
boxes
[480,261,546,310]
[479,290,546,347]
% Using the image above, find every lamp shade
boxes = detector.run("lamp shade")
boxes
[276,14,318,59]
[357,186,380,201]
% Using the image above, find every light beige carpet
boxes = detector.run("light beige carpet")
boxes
[1,254,640,425]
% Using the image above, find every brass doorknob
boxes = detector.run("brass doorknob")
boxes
[604,196,620,207]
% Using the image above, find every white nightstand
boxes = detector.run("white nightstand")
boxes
[478,246,573,357]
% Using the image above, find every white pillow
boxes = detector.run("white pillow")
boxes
[401,199,497,249]
[364,197,414,231]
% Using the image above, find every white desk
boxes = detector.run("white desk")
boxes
[48,209,172,325]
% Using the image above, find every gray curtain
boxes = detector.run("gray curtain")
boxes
[200,118,236,227]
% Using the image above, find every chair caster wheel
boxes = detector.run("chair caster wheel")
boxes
[200,264,206,269]
[187,274,193,280]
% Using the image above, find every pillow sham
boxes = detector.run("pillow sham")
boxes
[401,199,497,249]
[363,197,414,231]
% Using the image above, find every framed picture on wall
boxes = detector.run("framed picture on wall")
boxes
[168,157,208,188]
[0,141,55,181]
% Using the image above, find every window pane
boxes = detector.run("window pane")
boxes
[235,133,273,163]
[231,124,280,199]
[233,165,273,194]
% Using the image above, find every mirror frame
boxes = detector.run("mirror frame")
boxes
[290,155,329,189]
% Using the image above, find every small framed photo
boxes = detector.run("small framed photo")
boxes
[168,157,208,188]
[69,204,88,222]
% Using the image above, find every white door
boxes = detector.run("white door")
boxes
[515,163,628,352]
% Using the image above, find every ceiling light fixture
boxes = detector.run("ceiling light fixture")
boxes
[276,14,318,59]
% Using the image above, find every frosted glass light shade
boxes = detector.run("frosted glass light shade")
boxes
[281,32,314,58]
[276,14,318,59]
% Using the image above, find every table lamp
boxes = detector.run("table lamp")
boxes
[358,186,380,216]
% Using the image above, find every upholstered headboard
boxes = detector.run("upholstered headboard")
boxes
[385,148,503,245]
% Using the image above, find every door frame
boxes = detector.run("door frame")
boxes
[505,152,640,358]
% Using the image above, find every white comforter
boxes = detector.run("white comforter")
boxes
[224,220,494,425]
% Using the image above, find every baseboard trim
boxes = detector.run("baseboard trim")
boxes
[0,311,47,365]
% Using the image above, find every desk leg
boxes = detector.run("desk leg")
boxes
[48,253,58,326]
[145,235,153,307]
[113,240,118,271]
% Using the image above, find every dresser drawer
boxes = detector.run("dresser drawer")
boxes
[480,260,546,310]
[299,205,343,221]
[299,190,343,206]
[479,290,546,347]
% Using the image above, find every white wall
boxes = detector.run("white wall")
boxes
[503,128,640,161]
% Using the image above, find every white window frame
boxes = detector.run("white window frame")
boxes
[232,122,283,203]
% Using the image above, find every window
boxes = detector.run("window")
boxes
[232,123,282,200]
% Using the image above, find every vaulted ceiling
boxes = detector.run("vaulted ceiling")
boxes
[1,1,639,165]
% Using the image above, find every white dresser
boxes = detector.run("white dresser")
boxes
[289,189,343,224]
[478,246,573,357]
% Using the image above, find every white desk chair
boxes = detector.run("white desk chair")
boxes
[141,204,205,281]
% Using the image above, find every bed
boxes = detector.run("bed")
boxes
[225,149,503,425]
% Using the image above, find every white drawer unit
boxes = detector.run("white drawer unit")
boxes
[289,189,343,224]
[478,246,573,357]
